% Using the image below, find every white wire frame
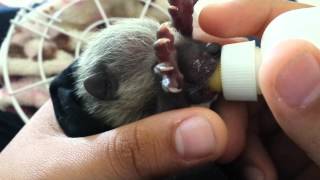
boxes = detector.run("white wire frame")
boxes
[1,0,170,123]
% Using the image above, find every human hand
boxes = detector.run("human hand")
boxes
[196,0,320,179]
[0,100,234,179]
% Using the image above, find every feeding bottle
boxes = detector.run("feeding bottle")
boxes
[206,7,320,101]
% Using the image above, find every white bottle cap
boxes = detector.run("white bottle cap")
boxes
[221,41,261,101]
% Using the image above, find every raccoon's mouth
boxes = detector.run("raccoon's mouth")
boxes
[181,58,220,103]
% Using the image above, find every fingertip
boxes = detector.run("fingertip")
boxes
[259,39,320,165]
[198,2,236,37]
[155,107,229,161]
[259,39,320,115]
[178,107,228,159]
[196,0,274,38]
[259,40,320,127]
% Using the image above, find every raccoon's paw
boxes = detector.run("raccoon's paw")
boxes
[154,23,183,93]
[168,0,198,37]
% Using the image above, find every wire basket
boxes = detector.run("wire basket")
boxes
[0,0,170,123]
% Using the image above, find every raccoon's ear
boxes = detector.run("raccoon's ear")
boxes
[84,67,119,100]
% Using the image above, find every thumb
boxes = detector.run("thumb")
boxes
[259,39,320,165]
[90,107,228,179]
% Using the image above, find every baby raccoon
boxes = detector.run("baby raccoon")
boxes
[50,18,221,137]
[50,18,231,180]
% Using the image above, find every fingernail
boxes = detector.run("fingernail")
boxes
[193,0,232,39]
[175,116,215,160]
[193,0,231,15]
[194,0,214,17]
[244,166,264,180]
[276,53,320,108]
[193,0,231,20]
[193,0,215,40]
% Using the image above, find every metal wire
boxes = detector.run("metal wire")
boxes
[1,18,30,123]
[94,0,111,27]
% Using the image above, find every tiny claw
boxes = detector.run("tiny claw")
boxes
[154,63,174,74]
[161,76,182,93]
[168,5,179,18]
[168,5,179,17]
[168,87,183,93]
[153,38,173,60]
[154,38,171,49]
[154,23,184,94]
[157,23,175,43]
[168,5,179,11]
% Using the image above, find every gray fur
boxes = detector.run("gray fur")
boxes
[74,19,161,127]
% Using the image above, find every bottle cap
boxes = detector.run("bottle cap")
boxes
[221,41,259,101]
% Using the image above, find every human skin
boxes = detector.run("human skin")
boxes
[1,0,320,180]
[0,100,229,179]
[198,0,320,179]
